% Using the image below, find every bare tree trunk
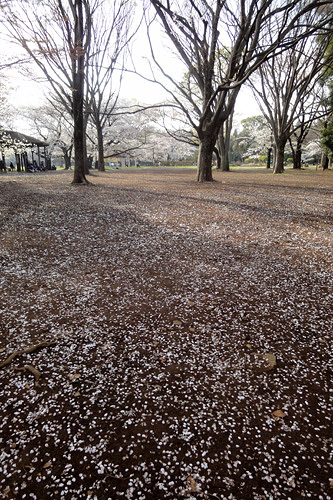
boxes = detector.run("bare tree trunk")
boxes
[221,149,230,171]
[217,108,234,172]
[72,0,88,185]
[83,134,90,176]
[61,144,73,170]
[273,141,286,174]
[266,147,272,169]
[272,145,277,171]
[289,137,302,169]
[97,124,105,172]
[214,146,221,170]
[218,132,230,171]
[321,151,329,170]
[197,134,216,182]
[64,153,71,170]
[72,86,87,182]
[197,106,236,181]
[293,147,302,169]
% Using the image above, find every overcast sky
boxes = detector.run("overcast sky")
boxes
[2,4,260,132]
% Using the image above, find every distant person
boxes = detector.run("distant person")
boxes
[33,160,41,171]
[27,162,34,172]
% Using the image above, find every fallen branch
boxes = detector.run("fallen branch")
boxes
[14,364,42,386]
[0,341,56,369]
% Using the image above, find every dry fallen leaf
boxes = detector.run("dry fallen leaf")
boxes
[69,373,81,381]
[262,353,276,369]
[2,487,10,495]
[188,327,196,333]
[42,461,52,469]
[187,301,195,306]
[272,409,287,420]
[186,476,197,492]
[173,319,182,326]
[252,353,276,372]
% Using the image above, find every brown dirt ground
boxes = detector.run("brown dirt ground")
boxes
[0,167,332,500]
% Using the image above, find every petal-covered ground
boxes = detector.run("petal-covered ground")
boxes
[0,167,332,500]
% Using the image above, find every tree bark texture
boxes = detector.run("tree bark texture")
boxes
[197,134,216,182]
[218,132,230,172]
[289,136,302,169]
[321,151,329,170]
[97,124,105,172]
[72,0,88,185]
[72,85,86,183]
[64,153,71,170]
[292,147,302,169]
[266,147,272,169]
[217,112,234,172]
[273,141,287,174]
[214,147,221,170]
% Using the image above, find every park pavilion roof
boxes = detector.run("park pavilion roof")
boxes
[0,129,49,149]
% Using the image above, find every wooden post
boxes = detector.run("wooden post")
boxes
[15,153,21,172]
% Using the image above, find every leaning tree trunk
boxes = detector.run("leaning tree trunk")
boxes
[197,133,216,182]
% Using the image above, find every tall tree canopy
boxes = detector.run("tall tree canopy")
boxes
[1,0,135,183]
[147,0,333,181]
[250,23,333,173]
[1,0,97,183]
[321,38,333,164]
[86,0,138,172]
